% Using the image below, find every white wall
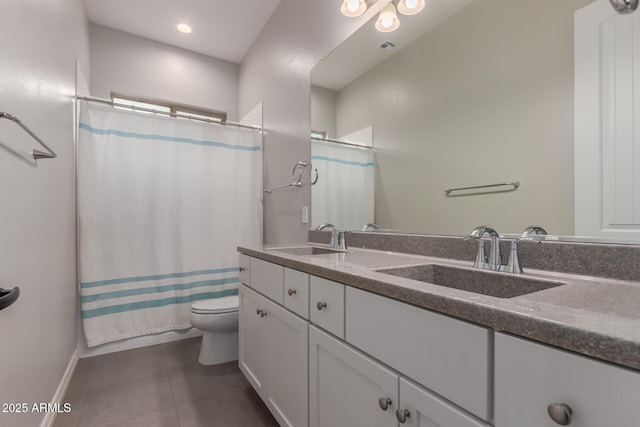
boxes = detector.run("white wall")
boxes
[335,0,594,235]
[239,0,386,244]
[90,24,240,121]
[0,0,90,425]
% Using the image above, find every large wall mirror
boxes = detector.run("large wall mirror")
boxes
[311,0,640,243]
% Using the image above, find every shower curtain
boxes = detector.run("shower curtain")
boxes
[311,140,375,229]
[78,102,262,347]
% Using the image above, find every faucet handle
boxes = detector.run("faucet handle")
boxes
[500,241,523,274]
[521,225,547,244]
[472,240,488,269]
[336,230,350,250]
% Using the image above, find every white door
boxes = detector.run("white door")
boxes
[267,301,309,427]
[309,325,398,427]
[575,0,640,240]
[397,377,490,427]
[239,284,269,398]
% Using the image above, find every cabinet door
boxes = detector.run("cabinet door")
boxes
[251,258,284,304]
[284,268,309,319]
[239,284,269,398]
[346,287,490,421]
[495,333,640,427]
[309,325,398,427]
[267,301,309,427]
[397,377,489,427]
[309,276,345,339]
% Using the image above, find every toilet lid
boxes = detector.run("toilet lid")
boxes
[191,295,239,314]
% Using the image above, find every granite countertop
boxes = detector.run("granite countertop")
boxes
[238,243,640,371]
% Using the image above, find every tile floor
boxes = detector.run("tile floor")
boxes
[53,337,279,427]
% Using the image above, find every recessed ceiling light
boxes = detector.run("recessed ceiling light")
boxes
[177,23,192,34]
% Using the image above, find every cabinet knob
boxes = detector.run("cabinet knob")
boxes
[378,397,392,411]
[260,310,268,318]
[547,403,572,425]
[239,267,246,272]
[288,288,297,296]
[395,409,411,423]
[316,301,327,311]
[256,308,262,316]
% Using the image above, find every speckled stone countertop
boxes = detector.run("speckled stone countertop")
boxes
[238,244,640,371]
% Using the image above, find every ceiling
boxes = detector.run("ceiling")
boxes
[84,0,282,64]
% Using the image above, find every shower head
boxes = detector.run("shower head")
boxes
[610,0,639,14]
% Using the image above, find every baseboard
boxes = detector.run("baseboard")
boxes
[80,328,203,358]
[41,347,80,427]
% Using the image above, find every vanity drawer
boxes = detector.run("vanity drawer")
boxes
[345,287,491,421]
[250,258,284,304]
[309,276,345,339]
[284,268,309,319]
[495,333,640,427]
[239,254,251,285]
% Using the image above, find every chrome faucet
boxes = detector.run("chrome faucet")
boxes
[521,225,547,243]
[316,223,339,248]
[465,226,502,271]
[315,223,349,250]
[361,223,381,231]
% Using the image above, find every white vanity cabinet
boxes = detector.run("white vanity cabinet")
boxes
[345,287,491,421]
[239,284,309,427]
[309,325,490,427]
[495,333,640,427]
[309,276,345,339]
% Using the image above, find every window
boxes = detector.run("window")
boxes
[111,93,227,123]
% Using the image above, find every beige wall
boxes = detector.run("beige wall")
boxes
[239,0,385,244]
[311,86,338,139]
[0,0,90,425]
[335,0,594,236]
[90,24,240,121]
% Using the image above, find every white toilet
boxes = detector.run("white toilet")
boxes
[190,295,239,365]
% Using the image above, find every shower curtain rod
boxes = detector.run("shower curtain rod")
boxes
[311,135,373,149]
[76,96,262,132]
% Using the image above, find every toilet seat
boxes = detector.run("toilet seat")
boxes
[191,295,239,314]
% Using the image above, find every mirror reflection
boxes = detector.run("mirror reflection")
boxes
[311,0,640,243]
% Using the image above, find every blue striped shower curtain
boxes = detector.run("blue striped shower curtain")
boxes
[311,140,375,229]
[78,102,262,347]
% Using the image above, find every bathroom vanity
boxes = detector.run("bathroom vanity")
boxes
[237,241,640,427]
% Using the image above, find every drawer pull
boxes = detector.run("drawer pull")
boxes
[316,301,327,310]
[547,403,572,425]
[256,308,262,315]
[239,267,246,271]
[395,409,410,423]
[378,397,392,411]
[288,288,297,296]
[256,309,268,318]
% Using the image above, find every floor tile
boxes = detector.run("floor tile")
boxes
[169,360,248,405]
[78,373,174,427]
[77,344,168,391]
[176,384,279,427]
[102,408,180,427]
[163,337,201,372]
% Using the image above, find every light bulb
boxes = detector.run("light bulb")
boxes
[397,0,425,15]
[177,23,192,34]
[375,3,400,32]
[341,0,366,17]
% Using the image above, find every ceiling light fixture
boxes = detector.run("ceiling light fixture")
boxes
[341,0,367,17]
[177,23,192,34]
[342,0,424,33]
[375,3,400,32]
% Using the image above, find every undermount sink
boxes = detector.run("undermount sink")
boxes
[375,264,564,298]
[269,246,346,256]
